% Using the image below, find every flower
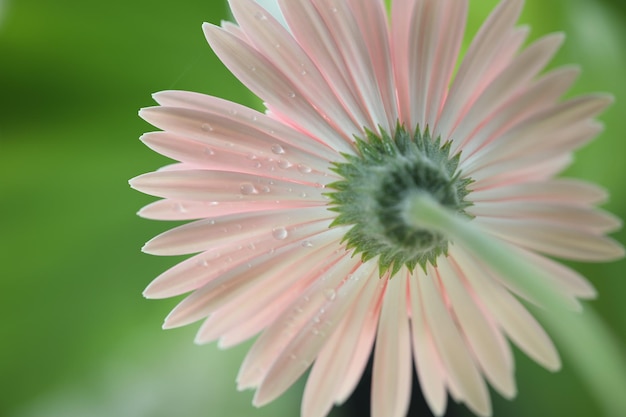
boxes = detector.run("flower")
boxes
[130,0,624,416]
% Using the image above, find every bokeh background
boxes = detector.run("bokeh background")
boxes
[1,0,625,416]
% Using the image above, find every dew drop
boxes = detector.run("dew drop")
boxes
[196,259,209,268]
[240,183,259,195]
[299,192,308,198]
[271,144,285,155]
[297,164,312,174]
[174,203,187,213]
[324,288,336,301]
[253,161,262,169]
[272,227,288,240]
[287,92,296,99]
[300,69,308,76]
[261,186,271,193]
[301,240,314,248]
[203,147,215,156]
[278,159,292,169]
[201,123,214,132]
[248,65,257,72]
[254,11,267,20]
[247,242,256,250]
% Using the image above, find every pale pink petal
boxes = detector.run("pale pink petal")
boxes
[418,265,492,416]
[437,257,516,399]
[459,66,580,162]
[195,237,346,346]
[436,0,524,142]
[345,0,398,127]
[228,0,365,137]
[138,199,313,221]
[140,132,334,185]
[371,273,412,417]
[465,95,612,172]
[140,104,338,171]
[469,178,608,205]
[451,33,565,150]
[408,271,448,416]
[451,247,561,371]
[390,0,416,123]
[237,252,357,391]
[129,169,326,204]
[301,270,382,417]
[468,201,621,233]
[277,0,389,134]
[203,22,355,153]
[476,218,624,261]
[408,0,466,129]
[162,226,342,329]
[144,221,341,300]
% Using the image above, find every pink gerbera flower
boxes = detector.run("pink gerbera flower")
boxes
[130,0,624,416]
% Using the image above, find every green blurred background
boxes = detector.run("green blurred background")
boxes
[1,0,624,416]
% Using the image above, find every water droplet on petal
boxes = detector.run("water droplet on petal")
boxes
[196,258,209,268]
[204,147,215,156]
[254,11,267,20]
[240,183,259,195]
[272,227,288,240]
[201,123,213,132]
[287,92,296,99]
[174,203,187,213]
[324,288,336,301]
[271,144,285,155]
[278,159,292,169]
[301,240,313,248]
[261,186,271,193]
[297,164,312,174]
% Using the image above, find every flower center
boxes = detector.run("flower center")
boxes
[327,125,473,276]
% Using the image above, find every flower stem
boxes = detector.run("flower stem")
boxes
[403,192,570,310]
[404,192,626,415]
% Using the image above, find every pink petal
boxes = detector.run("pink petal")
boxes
[301,271,383,417]
[451,247,561,371]
[278,0,377,133]
[418,265,492,416]
[130,169,326,204]
[438,257,516,399]
[476,217,625,261]
[237,252,356,390]
[143,219,339,299]
[195,236,347,346]
[451,33,565,151]
[228,0,365,137]
[371,273,412,417]
[469,178,608,205]
[436,0,524,143]
[203,22,355,153]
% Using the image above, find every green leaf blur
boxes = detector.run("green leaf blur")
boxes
[1,1,624,416]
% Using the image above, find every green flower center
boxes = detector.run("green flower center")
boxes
[327,125,473,276]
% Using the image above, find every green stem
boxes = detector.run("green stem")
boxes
[404,193,571,310]
[404,192,626,416]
